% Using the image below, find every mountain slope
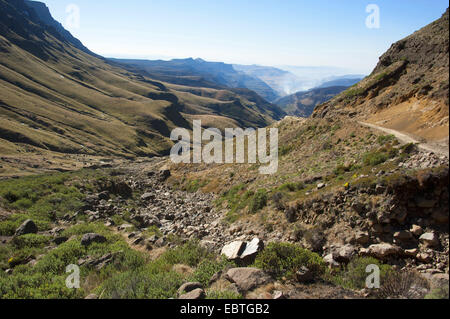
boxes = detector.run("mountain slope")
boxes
[314,9,449,143]
[275,86,349,117]
[110,58,281,102]
[0,0,283,161]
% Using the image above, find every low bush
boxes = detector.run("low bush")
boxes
[253,242,325,280]
[330,257,392,290]
[249,189,268,213]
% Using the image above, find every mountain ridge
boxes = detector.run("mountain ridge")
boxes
[0,0,284,170]
[313,9,449,143]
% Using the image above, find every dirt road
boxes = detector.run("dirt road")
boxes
[359,122,449,158]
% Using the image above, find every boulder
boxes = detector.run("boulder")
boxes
[221,241,246,260]
[225,268,271,292]
[179,288,205,300]
[81,233,107,247]
[419,232,439,248]
[365,243,403,259]
[240,238,264,263]
[333,245,356,263]
[15,219,38,236]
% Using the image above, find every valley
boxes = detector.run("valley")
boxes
[0,0,448,301]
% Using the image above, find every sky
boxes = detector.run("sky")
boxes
[41,0,449,74]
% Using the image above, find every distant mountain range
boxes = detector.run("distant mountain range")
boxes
[109,58,281,102]
[111,58,366,103]
[0,0,284,158]
[275,86,350,117]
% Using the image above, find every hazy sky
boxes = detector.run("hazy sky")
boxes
[41,0,448,74]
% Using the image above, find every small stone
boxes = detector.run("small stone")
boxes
[178,282,203,295]
[272,291,286,300]
[179,288,205,300]
[85,294,98,299]
[317,183,326,190]
[404,248,418,257]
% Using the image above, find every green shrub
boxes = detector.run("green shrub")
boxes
[363,151,389,166]
[278,182,305,192]
[11,234,50,250]
[190,257,234,287]
[249,189,268,213]
[377,135,396,145]
[159,241,212,267]
[253,242,325,280]
[206,290,243,299]
[331,257,393,290]
[98,268,183,299]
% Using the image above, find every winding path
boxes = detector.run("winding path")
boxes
[359,122,449,158]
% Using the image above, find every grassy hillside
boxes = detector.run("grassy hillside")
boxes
[0,0,283,164]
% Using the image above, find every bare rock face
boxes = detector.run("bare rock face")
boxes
[225,268,272,292]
